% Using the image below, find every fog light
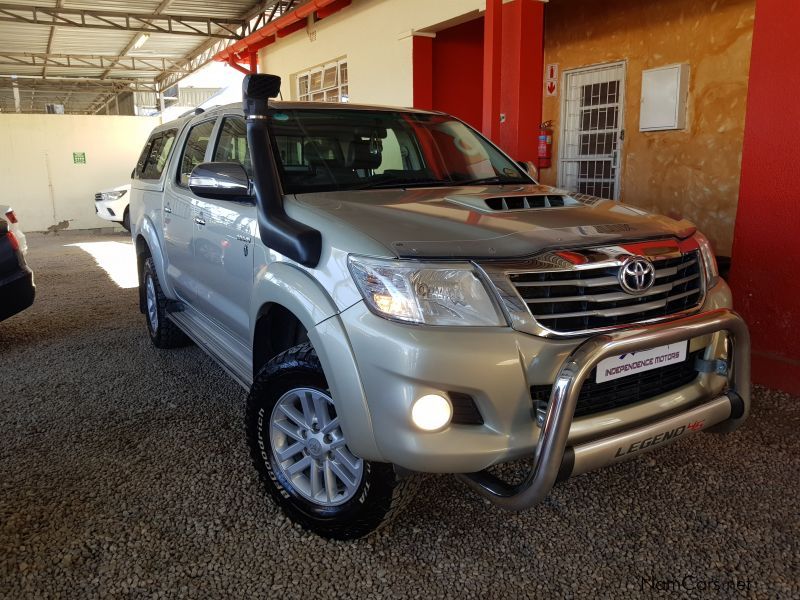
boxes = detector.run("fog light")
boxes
[411,394,452,431]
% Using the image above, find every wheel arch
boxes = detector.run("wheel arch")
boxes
[250,263,382,461]
[134,215,173,312]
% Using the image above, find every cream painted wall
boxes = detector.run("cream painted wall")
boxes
[0,114,159,232]
[258,0,484,106]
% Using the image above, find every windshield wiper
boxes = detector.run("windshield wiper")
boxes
[456,175,526,186]
[350,178,449,190]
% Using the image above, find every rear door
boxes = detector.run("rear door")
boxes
[162,117,218,304]
[192,114,257,344]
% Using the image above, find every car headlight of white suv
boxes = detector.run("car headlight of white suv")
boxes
[101,190,127,202]
[348,255,506,326]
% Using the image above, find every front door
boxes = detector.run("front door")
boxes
[558,62,626,200]
[192,115,257,345]
[163,117,217,303]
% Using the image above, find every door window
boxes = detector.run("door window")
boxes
[212,117,252,175]
[178,120,216,187]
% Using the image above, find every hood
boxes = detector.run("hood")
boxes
[293,184,696,259]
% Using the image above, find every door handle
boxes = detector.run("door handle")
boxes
[194,216,206,226]
[164,204,173,214]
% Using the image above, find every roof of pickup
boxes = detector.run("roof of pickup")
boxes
[150,101,440,135]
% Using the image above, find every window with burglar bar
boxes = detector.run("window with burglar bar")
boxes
[296,59,349,103]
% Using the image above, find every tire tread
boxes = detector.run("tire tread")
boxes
[246,342,418,540]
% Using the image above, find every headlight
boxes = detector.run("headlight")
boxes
[693,232,719,287]
[102,190,127,201]
[347,255,506,326]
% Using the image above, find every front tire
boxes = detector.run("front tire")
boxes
[121,208,131,232]
[142,257,188,349]
[246,343,417,540]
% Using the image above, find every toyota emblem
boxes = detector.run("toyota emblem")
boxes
[619,256,656,295]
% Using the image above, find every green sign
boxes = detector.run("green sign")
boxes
[73,152,86,164]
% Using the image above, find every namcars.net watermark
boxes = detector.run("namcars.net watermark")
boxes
[639,574,756,594]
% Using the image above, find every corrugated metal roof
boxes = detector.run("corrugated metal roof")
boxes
[0,0,266,114]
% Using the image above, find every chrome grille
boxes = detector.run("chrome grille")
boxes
[508,251,704,334]
[531,349,704,419]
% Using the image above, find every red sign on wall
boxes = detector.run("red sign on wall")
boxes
[545,63,558,97]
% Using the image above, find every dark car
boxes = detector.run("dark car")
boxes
[0,209,35,321]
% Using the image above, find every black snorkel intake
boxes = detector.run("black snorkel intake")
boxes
[243,74,322,268]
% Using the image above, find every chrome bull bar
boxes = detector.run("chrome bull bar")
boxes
[457,308,751,511]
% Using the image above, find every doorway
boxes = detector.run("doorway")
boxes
[558,62,626,199]
[431,18,484,130]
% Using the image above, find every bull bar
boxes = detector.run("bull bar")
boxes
[456,308,751,511]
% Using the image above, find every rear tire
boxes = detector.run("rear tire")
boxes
[142,257,188,349]
[246,343,418,540]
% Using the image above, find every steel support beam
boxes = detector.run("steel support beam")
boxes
[0,76,159,94]
[154,0,292,93]
[0,4,246,38]
[0,52,190,74]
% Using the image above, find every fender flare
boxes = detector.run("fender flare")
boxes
[250,262,383,462]
[136,215,176,299]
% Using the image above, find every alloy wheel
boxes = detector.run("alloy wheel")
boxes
[270,387,364,506]
[145,274,158,332]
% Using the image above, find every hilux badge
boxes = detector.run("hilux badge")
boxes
[619,256,656,295]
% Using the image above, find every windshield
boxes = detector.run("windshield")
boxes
[267,109,530,194]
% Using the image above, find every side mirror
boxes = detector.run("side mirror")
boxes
[518,160,539,181]
[189,162,252,200]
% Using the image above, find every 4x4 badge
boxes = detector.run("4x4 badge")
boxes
[619,256,656,295]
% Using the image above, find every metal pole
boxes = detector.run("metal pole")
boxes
[12,75,21,113]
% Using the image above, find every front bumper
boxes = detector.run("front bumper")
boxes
[457,308,749,510]
[95,197,129,223]
[340,280,738,473]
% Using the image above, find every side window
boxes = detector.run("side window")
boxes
[134,136,156,179]
[178,120,216,186]
[212,117,252,176]
[141,130,177,180]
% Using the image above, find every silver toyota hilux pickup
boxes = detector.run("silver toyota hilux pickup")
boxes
[130,75,750,540]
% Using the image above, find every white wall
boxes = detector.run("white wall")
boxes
[259,0,484,106]
[0,114,159,232]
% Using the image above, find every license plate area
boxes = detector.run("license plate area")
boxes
[596,341,689,384]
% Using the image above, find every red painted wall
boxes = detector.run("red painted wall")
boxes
[412,36,434,110]
[729,0,800,395]
[498,0,544,162]
[431,18,485,130]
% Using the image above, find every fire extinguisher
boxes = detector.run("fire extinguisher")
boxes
[537,120,554,169]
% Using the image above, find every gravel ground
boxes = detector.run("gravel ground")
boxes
[1,231,798,599]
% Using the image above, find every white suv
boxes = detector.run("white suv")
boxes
[95,184,132,231]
